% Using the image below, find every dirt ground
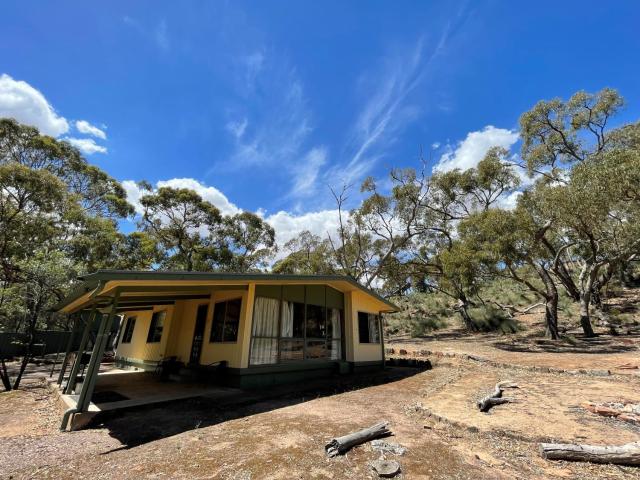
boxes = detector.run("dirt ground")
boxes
[2,357,640,479]
[2,302,640,479]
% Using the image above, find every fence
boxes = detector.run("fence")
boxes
[0,330,83,357]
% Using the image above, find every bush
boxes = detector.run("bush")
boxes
[386,293,451,337]
[467,304,521,334]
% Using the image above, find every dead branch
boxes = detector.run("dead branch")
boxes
[477,381,519,412]
[325,421,391,457]
[539,441,640,466]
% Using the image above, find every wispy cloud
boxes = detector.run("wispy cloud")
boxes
[330,30,452,187]
[218,49,323,202]
[155,20,169,51]
[123,16,170,51]
[290,147,328,198]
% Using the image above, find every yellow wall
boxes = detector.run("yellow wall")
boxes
[115,305,175,363]
[349,290,384,363]
[116,288,252,369]
[115,281,385,368]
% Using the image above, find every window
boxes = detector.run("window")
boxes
[146,311,166,343]
[210,298,242,342]
[358,312,380,343]
[121,316,136,344]
[249,285,344,365]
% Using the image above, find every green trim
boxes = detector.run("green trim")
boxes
[54,270,398,313]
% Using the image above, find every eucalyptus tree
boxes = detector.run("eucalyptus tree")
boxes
[458,207,563,339]
[410,147,521,330]
[0,119,136,389]
[327,165,432,292]
[518,90,638,336]
[0,118,132,219]
[272,231,336,275]
[138,186,223,271]
[218,211,276,272]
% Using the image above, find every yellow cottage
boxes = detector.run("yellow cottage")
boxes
[54,270,398,430]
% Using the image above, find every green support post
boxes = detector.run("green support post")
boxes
[76,291,119,413]
[64,307,97,394]
[53,315,78,380]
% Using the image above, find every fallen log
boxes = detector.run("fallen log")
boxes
[477,381,518,412]
[325,421,391,457]
[539,441,640,466]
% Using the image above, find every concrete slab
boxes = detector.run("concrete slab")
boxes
[52,369,242,430]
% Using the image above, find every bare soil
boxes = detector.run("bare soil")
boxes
[2,299,640,479]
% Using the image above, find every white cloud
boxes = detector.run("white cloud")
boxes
[431,142,441,149]
[290,147,328,198]
[123,176,343,260]
[123,178,241,217]
[225,118,248,139]
[63,137,107,154]
[264,209,341,255]
[434,126,519,172]
[0,74,69,136]
[497,190,522,211]
[75,120,106,139]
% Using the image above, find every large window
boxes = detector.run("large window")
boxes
[358,312,380,344]
[146,311,166,343]
[121,316,136,344]
[210,298,242,342]
[249,285,344,365]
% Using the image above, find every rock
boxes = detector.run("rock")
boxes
[618,414,640,424]
[594,405,621,417]
[371,440,407,456]
[399,349,408,355]
[370,459,401,478]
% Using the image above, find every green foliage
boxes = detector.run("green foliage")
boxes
[139,186,223,271]
[385,293,451,337]
[466,304,520,334]
[272,231,335,275]
[219,211,276,272]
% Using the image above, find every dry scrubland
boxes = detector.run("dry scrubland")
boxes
[1,291,640,479]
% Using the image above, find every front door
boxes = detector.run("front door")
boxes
[189,304,208,365]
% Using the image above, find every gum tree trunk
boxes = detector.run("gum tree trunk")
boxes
[578,265,597,338]
[539,267,560,340]
[456,295,478,332]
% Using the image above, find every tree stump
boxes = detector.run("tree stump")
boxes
[370,459,401,477]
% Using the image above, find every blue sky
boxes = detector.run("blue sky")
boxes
[1,1,639,246]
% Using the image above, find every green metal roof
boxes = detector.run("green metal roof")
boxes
[54,269,399,312]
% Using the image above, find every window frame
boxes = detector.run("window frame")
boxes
[120,316,136,344]
[146,310,166,344]
[249,285,344,366]
[209,297,242,344]
[357,311,381,344]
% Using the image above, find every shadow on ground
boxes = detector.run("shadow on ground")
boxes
[89,367,423,451]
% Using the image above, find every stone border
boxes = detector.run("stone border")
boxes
[385,348,625,378]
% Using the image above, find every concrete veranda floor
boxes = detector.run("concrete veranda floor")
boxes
[58,369,241,414]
